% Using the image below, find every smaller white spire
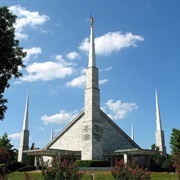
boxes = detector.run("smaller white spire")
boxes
[22,92,29,130]
[88,16,96,67]
[50,124,54,141]
[155,90,162,131]
[131,123,134,141]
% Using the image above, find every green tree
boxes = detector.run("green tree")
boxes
[149,144,165,171]
[0,132,13,150]
[170,128,180,156]
[151,144,160,151]
[0,132,15,164]
[0,6,26,120]
[161,158,174,172]
[30,142,35,150]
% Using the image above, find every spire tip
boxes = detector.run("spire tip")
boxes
[90,15,94,27]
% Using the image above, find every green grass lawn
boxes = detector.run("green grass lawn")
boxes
[7,171,179,180]
[151,173,179,180]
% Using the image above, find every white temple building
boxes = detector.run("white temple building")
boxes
[18,17,166,167]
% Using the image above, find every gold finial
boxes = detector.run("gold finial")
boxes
[90,15,94,26]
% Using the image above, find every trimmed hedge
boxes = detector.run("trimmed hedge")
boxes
[16,166,36,172]
[76,160,110,167]
[7,162,25,171]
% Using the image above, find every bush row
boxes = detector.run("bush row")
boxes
[16,166,36,172]
[76,160,110,167]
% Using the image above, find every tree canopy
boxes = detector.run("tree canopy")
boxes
[0,132,15,163]
[0,132,13,150]
[0,6,26,120]
[170,128,180,156]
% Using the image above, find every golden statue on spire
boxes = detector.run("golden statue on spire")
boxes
[90,15,94,26]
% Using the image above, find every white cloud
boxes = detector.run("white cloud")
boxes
[20,61,73,82]
[79,38,89,53]
[41,110,78,124]
[55,54,75,67]
[66,51,80,60]
[99,79,108,85]
[23,47,42,64]
[79,31,144,56]
[15,32,29,40]
[8,133,20,139]
[66,75,86,88]
[105,99,138,120]
[56,54,64,61]
[81,68,86,74]
[105,67,112,71]
[37,127,45,131]
[9,5,49,39]
[100,67,112,72]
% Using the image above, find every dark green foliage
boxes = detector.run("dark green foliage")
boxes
[17,166,36,172]
[149,144,166,172]
[0,6,26,120]
[151,144,159,151]
[149,154,166,172]
[161,158,174,172]
[7,162,25,172]
[0,132,13,150]
[30,142,35,150]
[0,132,16,164]
[0,146,11,164]
[173,152,180,178]
[0,164,9,179]
[42,157,83,180]
[170,128,180,156]
[76,160,110,167]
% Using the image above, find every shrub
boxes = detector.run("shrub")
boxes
[17,166,36,172]
[149,154,165,172]
[7,162,25,172]
[0,146,11,164]
[161,158,174,172]
[42,157,83,180]
[0,164,9,179]
[76,160,110,167]
[111,158,151,180]
[173,152,180,179]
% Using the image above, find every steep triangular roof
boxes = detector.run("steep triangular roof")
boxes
[100,110,141,150]
[44,110,84,149]
[44,109,141,151]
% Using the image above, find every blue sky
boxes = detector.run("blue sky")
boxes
[0,0,180,154]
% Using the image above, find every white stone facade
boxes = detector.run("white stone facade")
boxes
[18,130,29,162]
[156,130,167,158]
[49,112,84,151]
[46,109,139,160]
[101,111,139,152]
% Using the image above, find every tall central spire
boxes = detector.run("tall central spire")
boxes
[82,17,102,160]
[88,16,96,67]
[155,90,167,158]
[23,92,29,130]
[18,92,30,162]
[155,90,162,131]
